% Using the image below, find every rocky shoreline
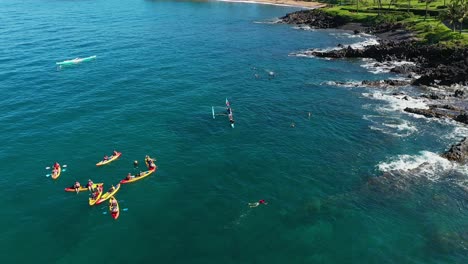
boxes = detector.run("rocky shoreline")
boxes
[282,10,468,170]
[281,10,468,87]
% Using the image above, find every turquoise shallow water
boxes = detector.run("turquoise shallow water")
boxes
[1,0,468,263]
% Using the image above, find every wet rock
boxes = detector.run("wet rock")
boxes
[442,105,458,110]
[420,93,445,100]
[361,79,410,87]
[308,40,468,87]
[426,230,468,254]
[442,137,468,163]
[454,89,465,98]
[454,113,468,124]
[390,64,418,75]
[280,10,347,29]
[404,107,447,118]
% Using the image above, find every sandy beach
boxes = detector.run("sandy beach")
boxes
[215,0,326,9]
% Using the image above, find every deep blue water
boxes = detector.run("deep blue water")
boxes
[1,0,467,263]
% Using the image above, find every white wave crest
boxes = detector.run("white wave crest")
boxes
[322,80,362,88]
[292,25,314,31]
[424,83,468,94]
[377,151,468,186]
[441,121,468,141]
[290,37,379,58]
[253,18,282,24]
[330,32,362,38]
[364,115,418,137]
[361,58,416,74]
[362,92,429,112]
[349,38,379,49]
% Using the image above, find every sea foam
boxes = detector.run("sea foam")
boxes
[360,58,416,74]
[377,151,468,190]
[362,92,429,112]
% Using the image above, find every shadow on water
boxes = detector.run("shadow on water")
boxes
[275,165,468,263]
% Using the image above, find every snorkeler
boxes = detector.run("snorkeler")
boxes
[249,200,267,208]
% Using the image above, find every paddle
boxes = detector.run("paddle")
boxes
[103,208,127,215]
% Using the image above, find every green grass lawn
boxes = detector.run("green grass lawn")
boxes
[320,0,468,46]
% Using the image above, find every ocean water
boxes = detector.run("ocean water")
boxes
[1,0,467,263]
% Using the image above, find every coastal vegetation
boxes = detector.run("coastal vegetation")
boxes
[313,0,468,46]
[281,1,467,124]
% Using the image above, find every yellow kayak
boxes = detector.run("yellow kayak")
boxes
[89,186,103,206]
[96,184,121,204]
[52,166,61,180]
[96,152,122,166]
[64,183,103,192]
[120,167,156,184]
[109,197,120,220]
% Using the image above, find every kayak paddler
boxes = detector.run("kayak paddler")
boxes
[103,155,109,161]
[126,173,134,180]
[87,179,95,192]
[92,190,99,199]
[148,160,156,170]
[73,181,81,193]
[110,198,118,212]
[52,162,60,177]
[113,150,119,156]
[145,155,156,163]
[146,156,156,170]
[52,168,58,177]
[108,185,115,193]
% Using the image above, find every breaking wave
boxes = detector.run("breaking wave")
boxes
[360,58,416,74]
[362,92,429,112]
[290,37,379,58]
[377,151,468,191]
[365,115,418,137]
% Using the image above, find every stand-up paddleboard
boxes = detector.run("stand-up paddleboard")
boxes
[56,55,97,66]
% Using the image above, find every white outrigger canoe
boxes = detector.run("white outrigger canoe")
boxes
[56,55,97,66]
[212,98,235,128]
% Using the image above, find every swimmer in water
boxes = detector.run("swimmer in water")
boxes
[249,200,267,208]
[290,122,295,128]
[268,71,275,80]
[308,112,311,119]
[133,160,138,168]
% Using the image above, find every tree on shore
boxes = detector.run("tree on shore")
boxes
[460,0,468,33]
[376,0,383,15]
[443,0,467,33]
[424,0,434,21]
